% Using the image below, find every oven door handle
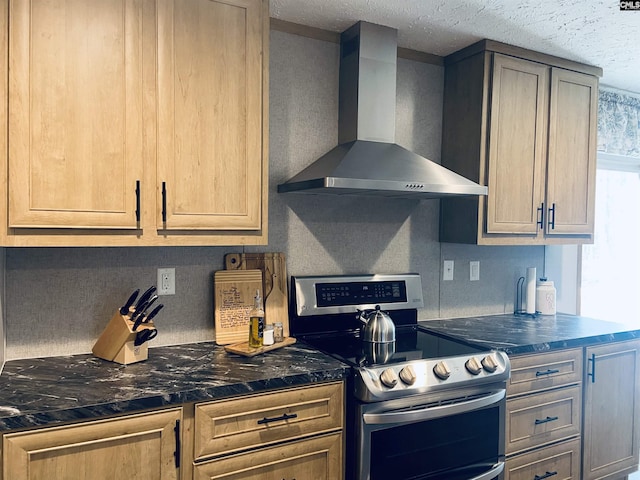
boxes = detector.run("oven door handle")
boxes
[469,461,505,480]
[362,389,505,425]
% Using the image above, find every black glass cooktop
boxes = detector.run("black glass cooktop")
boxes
[299,325,488,368]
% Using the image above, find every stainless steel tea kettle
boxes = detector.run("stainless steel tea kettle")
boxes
[357,305,396,343]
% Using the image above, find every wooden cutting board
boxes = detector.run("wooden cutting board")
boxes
[224,253,289,337]
[213,269,263,345]
[224,337,296,357]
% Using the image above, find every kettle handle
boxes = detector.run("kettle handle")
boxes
[357,305,385,321]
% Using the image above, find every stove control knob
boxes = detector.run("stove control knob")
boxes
[399,365,417,385]
[380,368,398,388]
[433,361,451,380]
[482,354,499,373]
[465,357,482,375]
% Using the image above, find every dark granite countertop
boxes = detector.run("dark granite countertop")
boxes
[420,313,640,356]
[0,341,348,432]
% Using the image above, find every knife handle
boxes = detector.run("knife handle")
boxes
[134,328,158,346]
[120,289,139,316]
[135,286,156,310]
[144,304,164,323]
[132,313,144,332]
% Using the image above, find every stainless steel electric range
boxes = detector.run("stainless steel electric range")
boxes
[289,273,511,480]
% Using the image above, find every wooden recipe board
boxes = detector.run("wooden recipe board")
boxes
[213,269,263,345]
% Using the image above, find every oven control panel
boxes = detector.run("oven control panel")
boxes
[354,351,510,402]
[293,273,424,316]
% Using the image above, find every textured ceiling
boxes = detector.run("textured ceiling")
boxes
[270,0,640,94]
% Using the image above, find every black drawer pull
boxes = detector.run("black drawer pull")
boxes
[161,182,167,224]
[537,203,544,230]
[534,471,558,480]
[535,369,560,377]
[535,416,559,425]
[587,353,596,383]
[135,180,141,223]
[257,413,298,425]
[548,203,556,230]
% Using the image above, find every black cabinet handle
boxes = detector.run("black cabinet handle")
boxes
[535,416,559,425]
[537,203,544,230]
[174,419,181,468]
[135,180,141,224]
[534,471,558,480]
[548,203,556,230]
[535,369,560,377]
[161,182,167,224]
[257,413,298,425]
[588,353,596,383]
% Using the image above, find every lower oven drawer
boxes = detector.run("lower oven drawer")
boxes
[505,438,581,480]
[362,389,505,480]
[506,385,581,455]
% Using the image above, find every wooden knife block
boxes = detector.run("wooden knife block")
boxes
[92,311,156,365]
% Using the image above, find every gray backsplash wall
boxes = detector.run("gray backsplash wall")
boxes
[3,30,543,360]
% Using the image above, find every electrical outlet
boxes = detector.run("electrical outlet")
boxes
[443,260,454,281]
[470,261,480,281]
[157,268,175,295]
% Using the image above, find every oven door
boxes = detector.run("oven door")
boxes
[356,387,506,480]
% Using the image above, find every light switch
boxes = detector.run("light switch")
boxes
[443,260,454,281]
[470,261,480,281]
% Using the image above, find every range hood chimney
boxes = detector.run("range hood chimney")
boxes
[277,21,487,199]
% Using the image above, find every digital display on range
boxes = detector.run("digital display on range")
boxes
[315,281,407,307]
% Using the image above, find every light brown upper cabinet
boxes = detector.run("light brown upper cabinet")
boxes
[0,0,269,246]
[440,41,600,245]
[8,0,145,231]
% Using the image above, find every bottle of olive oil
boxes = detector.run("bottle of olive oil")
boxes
[248,290,264,348]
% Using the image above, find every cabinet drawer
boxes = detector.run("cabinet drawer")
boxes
[506,385,581,455]
[508,349,582,397]
[194,381,343,459]
[506,438,581,480]
[193,432,343,480]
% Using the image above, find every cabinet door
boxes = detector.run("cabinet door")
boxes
[3,408,182,480]
[545,68,598,236]
[8,0,144,229]
[583,340,640,480]
[157,0,264,231]
[193,432,343,480]
[485,54,549,235]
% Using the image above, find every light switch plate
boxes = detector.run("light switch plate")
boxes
[443,260,454,281]
[470,261,480,281]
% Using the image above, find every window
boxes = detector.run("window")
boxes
[580,153,640,324]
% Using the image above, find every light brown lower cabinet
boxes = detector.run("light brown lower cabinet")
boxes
[192,381,345,480]
[506,349,582,479]
[583,340,640,480]
[508,341,640,480]
[0,381,345,480]
[2,408,183,480]
[193,432,342,480]
[505,438,581,480]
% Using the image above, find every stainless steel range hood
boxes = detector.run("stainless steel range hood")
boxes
[277,21,487,199]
